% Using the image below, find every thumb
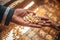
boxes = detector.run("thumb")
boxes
[27,10,36,15]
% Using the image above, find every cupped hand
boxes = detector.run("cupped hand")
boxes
[11,9,42,28]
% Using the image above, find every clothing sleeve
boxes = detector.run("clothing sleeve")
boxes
[0,5,14,26]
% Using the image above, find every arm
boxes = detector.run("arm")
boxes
[0,5,42,28]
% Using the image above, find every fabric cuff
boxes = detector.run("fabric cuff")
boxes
[0,5,7,23]
[4,8,14,26]
[1,7,14,26]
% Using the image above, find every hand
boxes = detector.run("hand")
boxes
[11,9,42,28]
[33,16,52,26]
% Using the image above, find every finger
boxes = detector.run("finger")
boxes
[26,10,36,15]
[42,23,51,26]
[34,16,49,21]
[40,16,49,20]
[28,23,42,28]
